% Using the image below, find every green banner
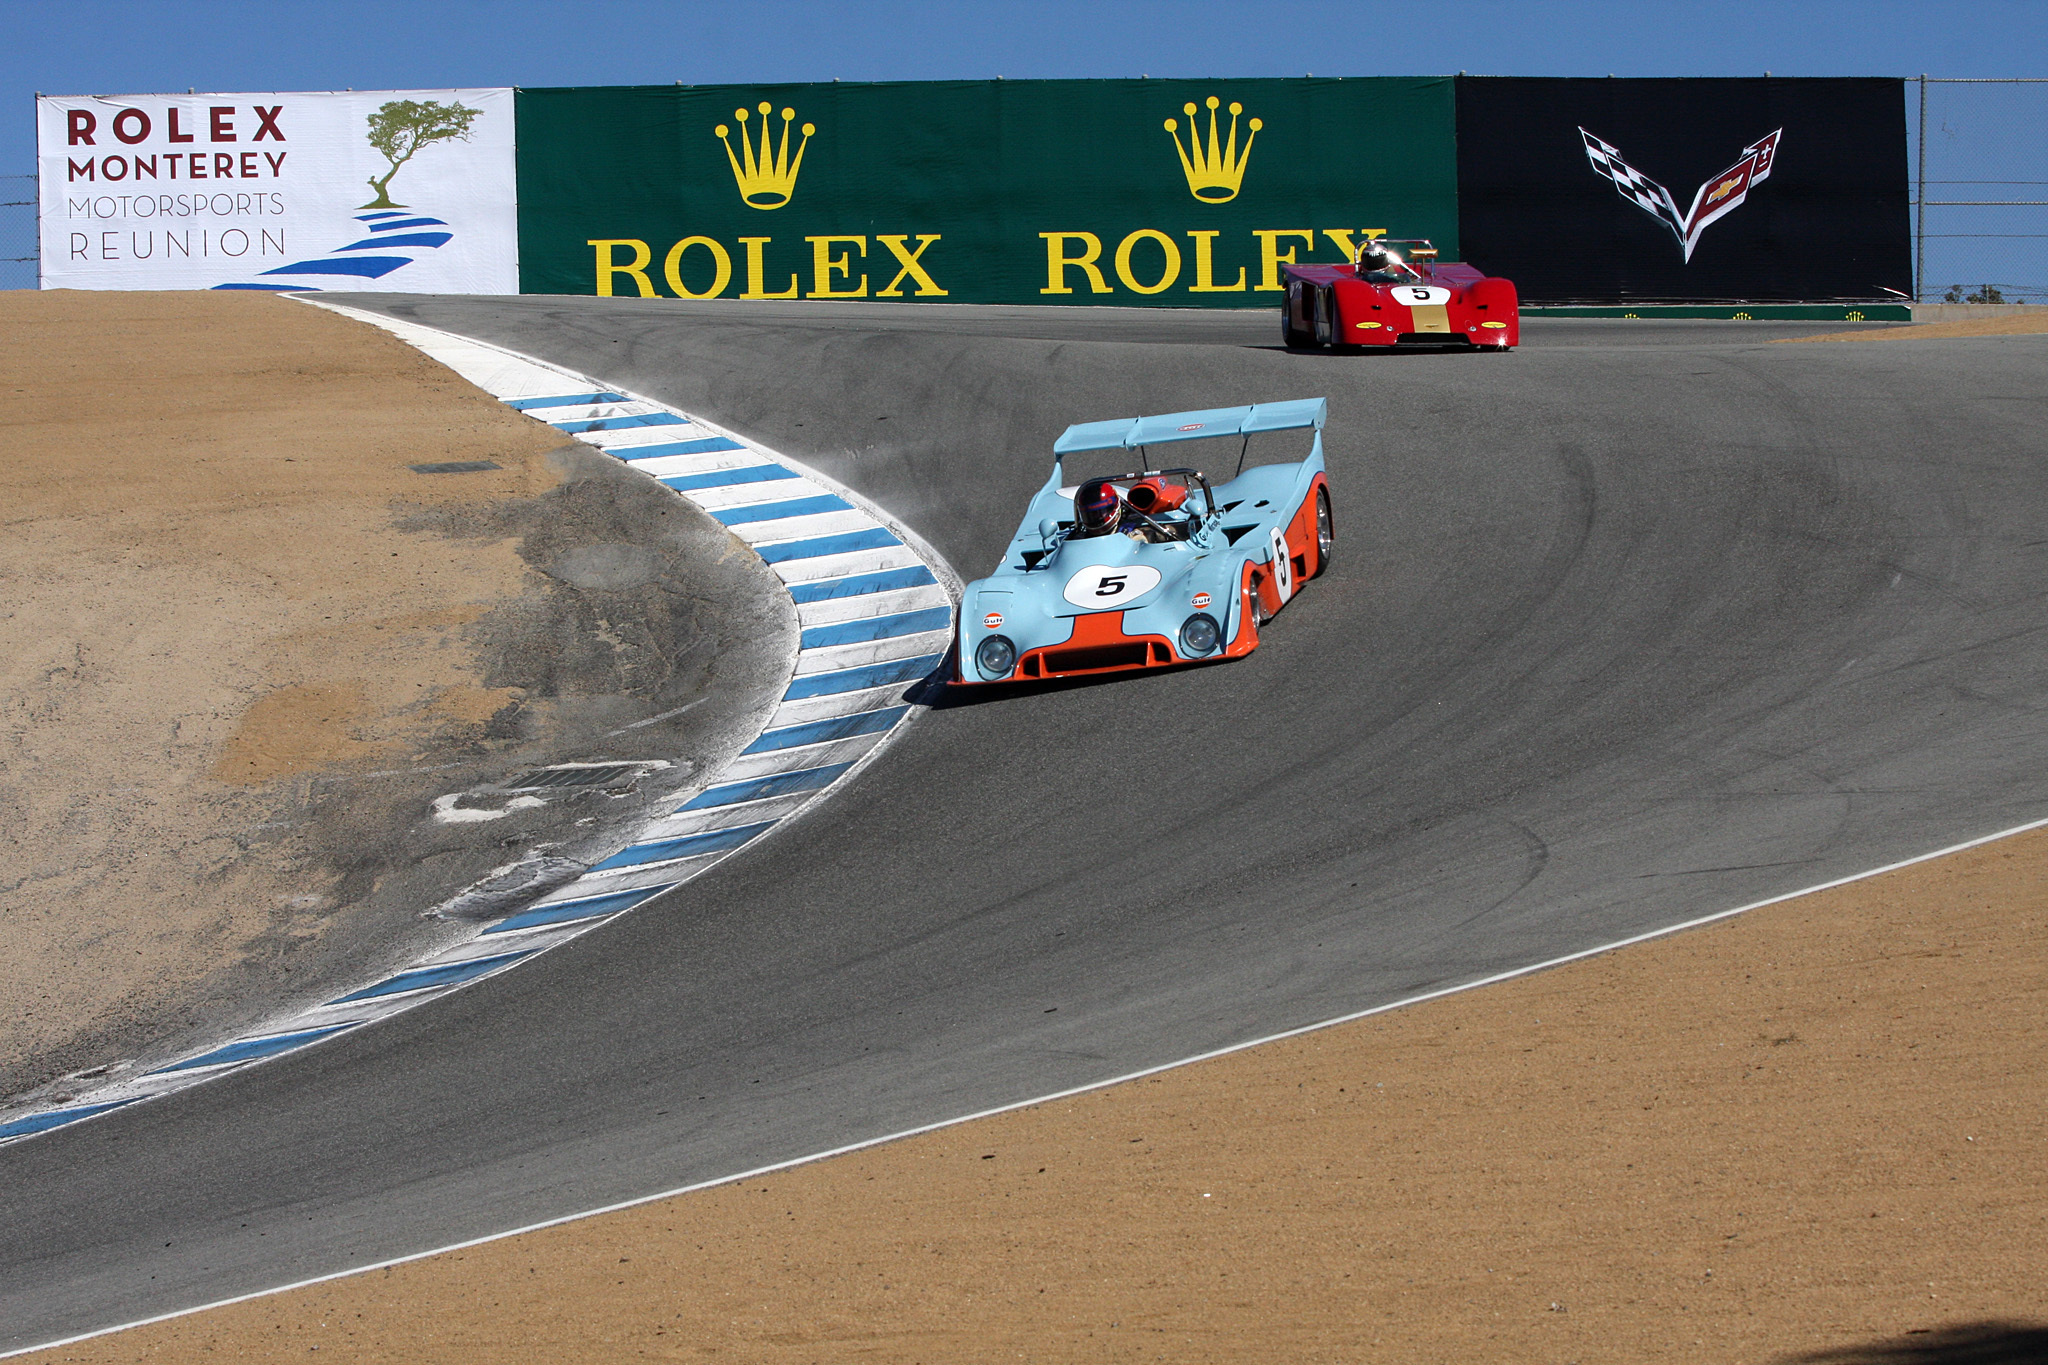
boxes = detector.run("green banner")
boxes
[514,78,1456,306]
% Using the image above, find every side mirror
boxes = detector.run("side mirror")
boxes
[1038,518,1058,544]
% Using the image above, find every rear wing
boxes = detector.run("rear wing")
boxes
[1053,398,1327,459]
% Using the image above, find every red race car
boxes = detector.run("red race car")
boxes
[1281,238,1518,352]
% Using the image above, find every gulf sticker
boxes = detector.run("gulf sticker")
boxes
[1192,592,1211,608]
[983,611,1004,628]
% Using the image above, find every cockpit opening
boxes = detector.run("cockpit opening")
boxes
[1064,470,1213,545]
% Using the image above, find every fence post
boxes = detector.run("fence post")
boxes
[1915,74,1927,303]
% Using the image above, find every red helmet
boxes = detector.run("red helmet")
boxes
[1074,479,1123,536]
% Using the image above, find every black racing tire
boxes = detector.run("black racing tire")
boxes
[1310,486,1333,578]
[1312,286,1340,348]
[1281,283,1313,349]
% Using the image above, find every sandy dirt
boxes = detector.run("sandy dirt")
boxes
[29,820,2044,1364]
[0,290,795,1101]
[1780,314,2048,343]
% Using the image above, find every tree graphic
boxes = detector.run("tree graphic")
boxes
[361,100,480,209]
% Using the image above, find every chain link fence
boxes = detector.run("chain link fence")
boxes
[0,175,35,290]
[1914,77,2048,303]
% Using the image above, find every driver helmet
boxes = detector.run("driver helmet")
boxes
[1357,240,1402,275]
[1074,479,1123,536]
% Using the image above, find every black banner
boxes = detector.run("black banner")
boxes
[1455,77,1910,302]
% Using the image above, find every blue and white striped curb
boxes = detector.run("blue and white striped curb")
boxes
[212,210,454,291]
[0,307,957,1147]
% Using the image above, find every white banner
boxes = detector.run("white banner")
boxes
[37,88,517,293]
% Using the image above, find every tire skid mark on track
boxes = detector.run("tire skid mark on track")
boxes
[0,306,957,1150]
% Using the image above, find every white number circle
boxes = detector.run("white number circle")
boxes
[1399,285,1451,305]
[1062,563,1162,608]
[1269,527,1294,602]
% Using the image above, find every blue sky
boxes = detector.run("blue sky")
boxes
[11,0,2044,171]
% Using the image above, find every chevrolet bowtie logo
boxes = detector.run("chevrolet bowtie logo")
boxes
[715,102,814,210]
[1165,96,1262,203]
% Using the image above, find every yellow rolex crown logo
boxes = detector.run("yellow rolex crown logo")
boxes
[1164,96,1262,203]
[714,102,814,210]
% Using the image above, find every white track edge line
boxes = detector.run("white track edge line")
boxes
[11,807,2047,1360]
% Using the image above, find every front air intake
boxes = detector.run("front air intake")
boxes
[1041,642,1151,674]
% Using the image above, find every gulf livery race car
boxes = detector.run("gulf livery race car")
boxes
[954,399,1332,685]
[1281,238,1518,351]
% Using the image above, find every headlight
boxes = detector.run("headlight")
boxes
[975,634,1017,679]
[1178,612,1221,657]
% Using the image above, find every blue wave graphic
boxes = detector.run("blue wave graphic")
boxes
[335,233,453,251]
[362,216,448,232]
[212,210,455,291]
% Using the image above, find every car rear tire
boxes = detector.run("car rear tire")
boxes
[1310,487,1333,578]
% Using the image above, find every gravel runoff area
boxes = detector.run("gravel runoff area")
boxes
[6,302,2042,1364]
[19,818,2044,1365]
[0,290,794,1103]
[1781,313,2048,343]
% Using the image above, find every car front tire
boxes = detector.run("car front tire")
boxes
[1282,283,1313,349]
[1312,287,1340,348]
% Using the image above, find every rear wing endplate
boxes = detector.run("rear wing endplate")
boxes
[1053,398,1327,458]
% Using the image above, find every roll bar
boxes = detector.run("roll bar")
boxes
[1073,467,1221,524]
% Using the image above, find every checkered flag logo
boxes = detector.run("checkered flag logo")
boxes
[1579,127,1784,262]
[1580,129,1687,240]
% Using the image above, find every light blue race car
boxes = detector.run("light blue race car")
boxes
[954,398,1333,685]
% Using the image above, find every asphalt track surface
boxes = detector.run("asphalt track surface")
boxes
[6,303,2048,1350]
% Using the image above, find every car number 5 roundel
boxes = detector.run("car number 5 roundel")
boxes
[1268,527,1294,603]
[1062,563,1162,608]
[1396,285,1451,306]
